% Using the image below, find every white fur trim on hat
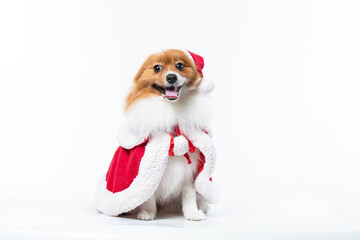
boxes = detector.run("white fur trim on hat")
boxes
[197,78,215,95]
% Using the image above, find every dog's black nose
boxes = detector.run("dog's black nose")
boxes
[166,74,177,84]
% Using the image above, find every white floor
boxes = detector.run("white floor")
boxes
[1,194,360,240]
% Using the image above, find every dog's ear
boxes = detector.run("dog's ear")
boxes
[133,65,146,83]
[133,54,157,83]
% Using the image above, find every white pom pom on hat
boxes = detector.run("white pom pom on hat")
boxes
[183,50,215,94]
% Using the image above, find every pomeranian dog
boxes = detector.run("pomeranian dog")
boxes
[95,49,218,221]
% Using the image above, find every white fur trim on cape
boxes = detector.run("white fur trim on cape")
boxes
[183,128,219,204]
[116,124,148,149]
[95,132,171,216]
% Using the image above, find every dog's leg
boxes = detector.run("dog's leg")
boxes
[182,183,205,221]
[137,194,157,220]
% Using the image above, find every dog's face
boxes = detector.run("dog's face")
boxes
[125,49,201,110]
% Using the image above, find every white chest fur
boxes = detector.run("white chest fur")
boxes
[155,149,200,204]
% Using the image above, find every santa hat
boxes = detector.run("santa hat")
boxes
[186,51,204,77]
[183,50,215,94]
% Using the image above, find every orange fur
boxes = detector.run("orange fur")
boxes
[125,49,201,111]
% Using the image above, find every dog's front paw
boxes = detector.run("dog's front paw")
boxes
[137,210,156,221]
[183,209,205,221]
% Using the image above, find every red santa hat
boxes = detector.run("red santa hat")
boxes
[183,50,214,94]
[186,50,205,78]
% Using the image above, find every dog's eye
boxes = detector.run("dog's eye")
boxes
[154,65,163,73]
[176,62,184,71]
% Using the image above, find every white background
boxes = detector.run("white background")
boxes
[1,0,360,239]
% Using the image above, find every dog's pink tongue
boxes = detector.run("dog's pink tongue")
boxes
[164,87,178,99]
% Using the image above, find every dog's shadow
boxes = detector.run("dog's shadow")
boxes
[116,208,188,224]
[118,211,183,220]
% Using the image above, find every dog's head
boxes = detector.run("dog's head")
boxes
[125,49,204,110]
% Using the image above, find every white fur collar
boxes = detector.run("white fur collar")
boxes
[121,90,213,138]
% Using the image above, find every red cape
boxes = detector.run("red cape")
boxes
[95,127,218,216]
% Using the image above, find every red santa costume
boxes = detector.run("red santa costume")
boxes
[95,50,218,216]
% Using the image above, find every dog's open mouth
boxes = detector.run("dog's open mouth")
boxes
[152,84,182,101]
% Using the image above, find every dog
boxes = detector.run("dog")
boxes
[95,49,218,221]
